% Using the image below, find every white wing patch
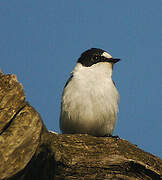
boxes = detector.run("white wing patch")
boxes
[101,51,112,59]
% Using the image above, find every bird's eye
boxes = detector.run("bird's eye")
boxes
[94,55,99,60]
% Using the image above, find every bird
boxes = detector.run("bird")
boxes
[59,48,120,137]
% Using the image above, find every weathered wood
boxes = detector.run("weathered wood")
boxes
[0,72,46,180]
[0,71,161,180]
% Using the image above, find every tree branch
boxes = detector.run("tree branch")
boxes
[0,71,161,180]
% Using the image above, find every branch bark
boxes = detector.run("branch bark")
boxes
[0,71,161,180]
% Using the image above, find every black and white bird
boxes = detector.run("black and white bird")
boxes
[60,48,120,137]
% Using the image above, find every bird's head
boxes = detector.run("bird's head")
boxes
[77,48,120,68]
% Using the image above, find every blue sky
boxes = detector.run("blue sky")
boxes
[0,0,161,157]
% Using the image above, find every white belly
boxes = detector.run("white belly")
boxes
[60,63,119,136]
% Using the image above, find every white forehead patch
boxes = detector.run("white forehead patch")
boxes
[101,51,112,59]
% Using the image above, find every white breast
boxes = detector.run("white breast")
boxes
[60,62,119,136]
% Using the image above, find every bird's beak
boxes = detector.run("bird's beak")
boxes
[107,58,120,64]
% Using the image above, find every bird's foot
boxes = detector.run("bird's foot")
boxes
[102,134,120,139]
